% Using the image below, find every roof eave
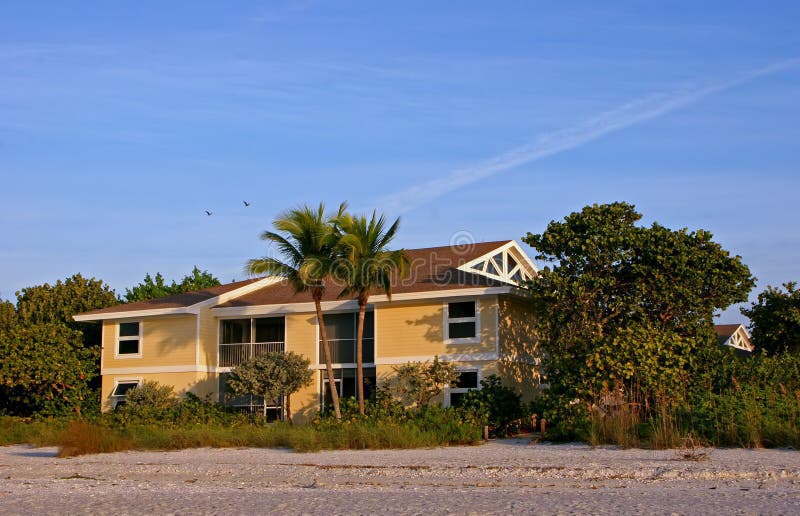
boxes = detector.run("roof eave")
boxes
[72,276,284,322]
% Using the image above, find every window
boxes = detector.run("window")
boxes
[320,367,377,408]
[111,380,140,408]
[448,369,480,407]
[116,321,141,356]
[445,301,478,341]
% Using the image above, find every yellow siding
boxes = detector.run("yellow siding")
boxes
[497,294,542,402]
[282,313,320,423]
[290,373,320,424]
[198,306,217,367]
[375,297,497,359]
[285,312,318,360]
[101,372,215,411]
[102,316,196,369]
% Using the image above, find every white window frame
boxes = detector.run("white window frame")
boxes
[445,367,481,407]
[111,378,141,408]
[115,320,142,358]
[443,299,480,344]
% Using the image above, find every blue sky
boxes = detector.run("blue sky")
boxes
[1,1,798,322]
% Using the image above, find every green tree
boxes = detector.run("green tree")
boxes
[15,274,117,346]
[0,299,16,332]
[226,351,313,419]
[523,202,754,424]
[336,211,409,414]
[273,351,315,423]
[246,202,347,420]
[124,266,221,303]
[459,375,524,436]
[742,282,800,354]
[0,322,98,416]
[388,356,459,407]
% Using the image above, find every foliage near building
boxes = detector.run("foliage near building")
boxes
[523,202,755,438]
[387,356,459,407]
[742,282,800,355]
[226,351,314,420]
[123,266,221,303]
[0,322,98,416]
[0,274,117,416]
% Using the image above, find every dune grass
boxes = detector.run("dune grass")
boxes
[0,415,484,458]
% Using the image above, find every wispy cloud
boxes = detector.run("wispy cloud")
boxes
[378,58,800,214]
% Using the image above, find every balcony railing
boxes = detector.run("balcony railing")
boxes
[320,338,374,364]
[219,341,285,367]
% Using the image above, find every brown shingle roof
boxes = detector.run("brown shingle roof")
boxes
[215,240,514,308]
[77,278,262,317]
[714,324,743,339]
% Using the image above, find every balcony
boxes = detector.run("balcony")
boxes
[320,338,374,364]
[219,341,285,367]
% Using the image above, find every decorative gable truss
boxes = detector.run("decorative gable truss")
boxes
[722,325,755,352]
[457,241,538,286]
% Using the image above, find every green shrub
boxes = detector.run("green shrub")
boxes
[458,375,526,436]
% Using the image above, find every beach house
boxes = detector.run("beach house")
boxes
[74,240,541,422]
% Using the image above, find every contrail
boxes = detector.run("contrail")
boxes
[379,58,800,214]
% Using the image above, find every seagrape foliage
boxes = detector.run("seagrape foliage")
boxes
[523,202,754,436]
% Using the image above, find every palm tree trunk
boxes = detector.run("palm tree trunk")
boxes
[315,291,341,421]
[356,295,367,415]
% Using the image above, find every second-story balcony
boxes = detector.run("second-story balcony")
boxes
[321,337,375,364]
[219,341,285,367]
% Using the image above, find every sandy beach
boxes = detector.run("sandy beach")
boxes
[1,439,798,514]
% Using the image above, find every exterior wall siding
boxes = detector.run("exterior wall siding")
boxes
[497,294,541,402]
[374,297,497,360]
[102,316,197,369]
[101,372,215,411]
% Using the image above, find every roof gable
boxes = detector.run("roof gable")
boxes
[715,324,754,352]
[457,240,538,285]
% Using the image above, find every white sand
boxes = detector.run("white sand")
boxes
[1,439,798,514]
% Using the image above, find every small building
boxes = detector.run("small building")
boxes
[714,323,754,353]
[75,240,542,422]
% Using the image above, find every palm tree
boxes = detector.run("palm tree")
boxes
[336,211,409,415]
[246,202,346,421]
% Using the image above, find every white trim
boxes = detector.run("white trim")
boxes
[311,362,377,370]
[110,377,142,408]
[374,352,498,365]
[456,240,538,286]
[115,320,142,359]
[104,365,217,374]
[443,299,481,344]
[721,324,755,352]
[75,306,191,322]
[73,276,283,322]
[211,286,514,317]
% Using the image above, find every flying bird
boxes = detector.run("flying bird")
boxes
[205,210,213,216]
[243,201,251,207]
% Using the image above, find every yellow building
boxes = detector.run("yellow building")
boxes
[75,240,542,422]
